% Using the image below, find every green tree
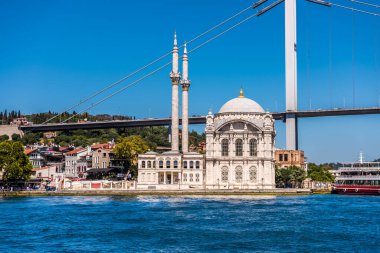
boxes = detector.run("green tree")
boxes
[114,136,150,177]
[275,166,306,188]
[0,141,32,183]
[21,132,42,145]
[0,135,9,142]
[307,163,335,183]
[11,134,21,142]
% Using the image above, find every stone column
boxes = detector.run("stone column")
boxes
[170,32,180,152]
[181,43,190,153]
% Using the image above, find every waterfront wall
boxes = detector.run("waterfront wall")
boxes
[0,125,23,139]
[1,188,312,197]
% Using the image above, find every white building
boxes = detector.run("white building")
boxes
[25,149,46,168]
[31,165,64,181]
[64,148,90,178]
[205,89,276,189]
[137,33,276,190]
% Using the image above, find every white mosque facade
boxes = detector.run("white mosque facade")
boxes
[137,34,276,190]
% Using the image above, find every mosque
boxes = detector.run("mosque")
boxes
[137,33,276,190]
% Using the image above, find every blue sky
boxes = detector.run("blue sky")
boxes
[0,0,379,163]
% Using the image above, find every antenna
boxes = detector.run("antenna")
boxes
[359,151,364,164]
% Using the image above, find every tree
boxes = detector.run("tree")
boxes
[21,132,42,145]
[11,134,21,142]
[114,136,150,177]
[0,135,9,142]
[275,166,306,188]
[0,141,32,183]
[307,163,335,183]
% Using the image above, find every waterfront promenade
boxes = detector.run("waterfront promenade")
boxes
[1,188,313,197]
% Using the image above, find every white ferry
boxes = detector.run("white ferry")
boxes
[332,153,380,195]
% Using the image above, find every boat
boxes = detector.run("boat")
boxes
[332,152,380,195]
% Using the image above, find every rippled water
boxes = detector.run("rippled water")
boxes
[1,195,380,252]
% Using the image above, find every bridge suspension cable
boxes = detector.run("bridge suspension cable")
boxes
[348,0,380,9]
[40,3,257,125]
[62,0,285,123]
[306,0,380,16]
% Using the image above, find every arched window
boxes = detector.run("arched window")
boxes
[153,161,156,168]
[235,139,243,156]
[147,161,151,168]
[249,167,257,182]
[183,161,188,169]
[221,167,229,182]
[222,139,229,156]
[196,161,200,169]
[166,160,171,168]
[190,161,194,169]
[235,166,243,183]
[250,139,257,157]
[174,160,178,168]
[142,161,146,168]
[159,160,163,168]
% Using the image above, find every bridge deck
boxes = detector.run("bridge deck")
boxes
[20,107,380,132]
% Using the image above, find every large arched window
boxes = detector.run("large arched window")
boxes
[147,161,151,168]
[222,139,229,156]
[249,166,257,182]
[235,166,243,183]
[166,160,171,168]
[221,166,229,182]
[142,161,146,168]
[235,139,243,156]
[249,139,257,157]
[173,160,178,168]
[159,160,163,168]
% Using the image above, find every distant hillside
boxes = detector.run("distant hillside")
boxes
[1,110,134,124]
[26,111,135,124]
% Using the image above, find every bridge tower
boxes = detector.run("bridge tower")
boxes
[285,0,298,150]
[170,32,180,152]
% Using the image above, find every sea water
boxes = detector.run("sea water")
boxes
[1,195,380,252]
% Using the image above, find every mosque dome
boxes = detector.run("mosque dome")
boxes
[218,88,265,114]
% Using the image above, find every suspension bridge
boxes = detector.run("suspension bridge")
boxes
[18,0,380,150]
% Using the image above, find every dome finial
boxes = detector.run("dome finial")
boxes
[239,87,244,98]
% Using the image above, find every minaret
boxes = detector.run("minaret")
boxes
[181,43,190,153]
[170,32,180,152]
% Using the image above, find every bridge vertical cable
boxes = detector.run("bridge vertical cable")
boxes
[375,15,380,107]
[328,6,333,108]
[306,1,312,110]
[352,9,356,108]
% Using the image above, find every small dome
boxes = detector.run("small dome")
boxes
[219,89,265,114]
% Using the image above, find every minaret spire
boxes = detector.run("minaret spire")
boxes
[170,31,180,152]
[181,42,190,153]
